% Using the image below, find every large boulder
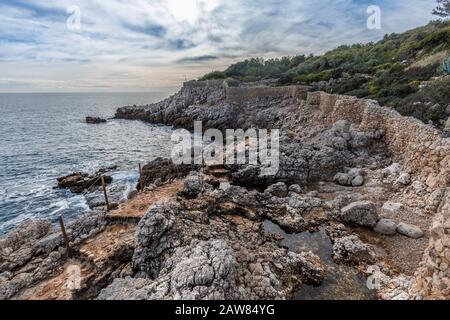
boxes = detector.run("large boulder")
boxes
[100,239,238,300]
[57,171,112,194]
[132,201,179,277]
[340,201,378,228]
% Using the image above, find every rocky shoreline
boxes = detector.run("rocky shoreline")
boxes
[1,80,449,300]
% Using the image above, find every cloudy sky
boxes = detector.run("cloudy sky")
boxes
[0,0,436,92]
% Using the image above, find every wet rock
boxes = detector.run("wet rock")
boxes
[397,223,424,239]
[340,201,378,228]
[86,116,107,124]
[374,219,397,236]
[265,182,288,198]
[332,235,375,265]
[57,172,112,194]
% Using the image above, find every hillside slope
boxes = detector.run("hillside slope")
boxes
[201,21,450,125]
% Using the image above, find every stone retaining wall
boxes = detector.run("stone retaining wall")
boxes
[225,85,309,103]
[307,91,450,189]
[183,79,225,88]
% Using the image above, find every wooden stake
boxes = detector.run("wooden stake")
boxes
[138,163,143,191]
[101,175,110,211]
[59,216,72,257]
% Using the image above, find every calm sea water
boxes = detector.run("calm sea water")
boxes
[0,91,176,235]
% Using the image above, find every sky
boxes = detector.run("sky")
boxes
[0,0,437,92]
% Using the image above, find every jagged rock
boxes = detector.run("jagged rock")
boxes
[100,240,326,300]
[132,202,178,277]
[181,172,207,198]
[332,235,375,265]
[0,220,51,272]
[340,201,378,228]
[288,184,302,194]
[374,219,397,236]
[57,171,112,194]
[397,223,424,239]
[86,116,107,124]
[139,158,199,190]
[265,182,288,198]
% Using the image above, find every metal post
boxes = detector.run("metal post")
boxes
[59,216,72,257]
[101,176,110,211]
[138,163,143,191]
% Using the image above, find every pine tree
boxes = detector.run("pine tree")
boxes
[432,0,450,17]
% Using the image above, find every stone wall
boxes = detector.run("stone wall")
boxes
[225,85,310,103]
[413,190,450,299]
[307,91,450,189]
[183,79,225,88]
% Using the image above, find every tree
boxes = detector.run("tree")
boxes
[432,0,450,17]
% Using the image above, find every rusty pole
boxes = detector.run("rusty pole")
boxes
[58,216,72,257]
[138,163,143,191]
[101,176,110,211]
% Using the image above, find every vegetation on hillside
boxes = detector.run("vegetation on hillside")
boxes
[200,21,450,124]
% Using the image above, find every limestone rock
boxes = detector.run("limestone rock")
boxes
[382,202,403,213]
[181,172,206,198]
[288,184,302,194]
[265,182,288,198]
[374,219,397,236]
[395,173,411,186]
[332,235,375,265]
[340,201,378,228]
[132,201,178,277]
[352,175,365,187]
[397,223,424,239]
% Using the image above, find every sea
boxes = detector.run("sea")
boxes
[0,91,177,235]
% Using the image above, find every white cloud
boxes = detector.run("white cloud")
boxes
[0,0,437,92]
